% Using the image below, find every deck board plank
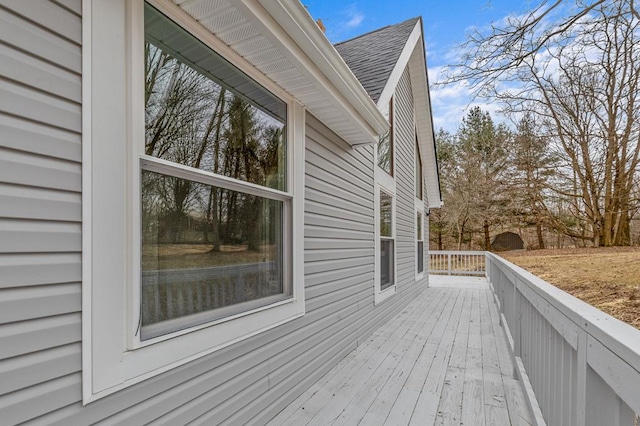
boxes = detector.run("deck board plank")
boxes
[329,289,456,425]
[267,276,534,426]
[434,287,473,425]
[358,289,462,426]
[277,291,439,426]
[407,288,466,425]
[302,290,444,425]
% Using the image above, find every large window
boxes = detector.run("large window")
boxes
[83,0,304,403]
[141,4,290,340]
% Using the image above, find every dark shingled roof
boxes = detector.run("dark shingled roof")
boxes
[334,17,420,103]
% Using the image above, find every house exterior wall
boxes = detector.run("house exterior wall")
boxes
[0,1,428,424]
[0,0,84,423]
[393,67,426,290]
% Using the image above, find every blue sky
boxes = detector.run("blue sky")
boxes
[305,1,531,132]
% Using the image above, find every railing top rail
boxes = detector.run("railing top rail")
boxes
[486,252,640,375]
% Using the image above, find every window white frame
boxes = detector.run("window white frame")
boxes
[82,0,305,403]
[415,137,426,280]
[415,207,425,279]
[374,185,397,304]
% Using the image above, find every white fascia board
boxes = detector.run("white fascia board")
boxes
[374,17,442,208]
[376,20,422,109]
[237,0,388,145]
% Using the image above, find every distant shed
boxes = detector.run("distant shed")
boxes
[491,231,525,252]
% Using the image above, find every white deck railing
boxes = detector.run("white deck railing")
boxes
[428,250,485,275]
[486,252,640,426]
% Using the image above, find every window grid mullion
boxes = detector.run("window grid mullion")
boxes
[140,156,292,202]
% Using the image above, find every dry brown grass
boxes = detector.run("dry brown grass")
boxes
[142,244,275,270]
[501,247,640,329]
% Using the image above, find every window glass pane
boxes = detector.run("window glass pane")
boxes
[380,239,395,290]
[380,191,392,237]
[417,212,423,240]
[417,241,424,273]
[144,4,286,191]
[140,170,287,340]
[415,141,422,199]
[377,98,393,174]
[378,132,391,173]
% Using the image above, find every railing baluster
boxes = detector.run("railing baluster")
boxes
[576,329,587,426]
[486,252,640,426]
[428,251,486,276]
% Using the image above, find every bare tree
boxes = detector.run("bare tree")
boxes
[444,0,640,246]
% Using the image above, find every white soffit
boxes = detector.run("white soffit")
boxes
[171,0,388,146]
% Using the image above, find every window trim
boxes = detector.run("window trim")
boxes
[373,93,396,305]
[415,206,426,280]
[376,96,395,179]
[414,130,426,280]
[82,0,305,403]
[374,184,397,304]
[415,136,423,200]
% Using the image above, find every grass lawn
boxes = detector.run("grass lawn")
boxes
[142,244,276,270]
[501,247,640,329]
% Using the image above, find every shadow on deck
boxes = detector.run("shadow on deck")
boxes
[268,275,533,425]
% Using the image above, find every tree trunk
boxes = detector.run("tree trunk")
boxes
[208,88,225,252]
[614,212,631,246]
[457,223,464,251]
[483,220,491,251]
[536,219,545,249]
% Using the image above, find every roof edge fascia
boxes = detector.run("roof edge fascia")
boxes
[376,19,422,109]
[375,17,442,208]
[242,0,389,145]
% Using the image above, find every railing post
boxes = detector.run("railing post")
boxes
[447,253,451,275]
[513,278,522,379]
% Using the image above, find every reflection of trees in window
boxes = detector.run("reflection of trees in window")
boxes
[377,97,393,175]
[380,191,393,237]
[140,4,291,339]
[379,190,394,290]
[415,139,422,199]
[143,42,286,252]
[141,171,282,262]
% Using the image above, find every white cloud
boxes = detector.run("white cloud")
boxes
[324,4,365,40]
[344,10,364,29]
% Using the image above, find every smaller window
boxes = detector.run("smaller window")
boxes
[377,97,394,176]
[415,139,423,200]
[417,211,424,274]
[380,190,395,290]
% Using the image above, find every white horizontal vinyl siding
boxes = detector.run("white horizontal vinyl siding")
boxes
[0,2,83,423]
[0,1,425,423]
[394,67,427,292]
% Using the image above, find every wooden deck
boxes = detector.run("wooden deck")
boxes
[268,276,533,426]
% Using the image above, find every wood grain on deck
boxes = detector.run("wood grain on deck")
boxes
[268,276,533,426]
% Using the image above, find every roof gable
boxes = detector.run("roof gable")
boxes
[334,17,419,103]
